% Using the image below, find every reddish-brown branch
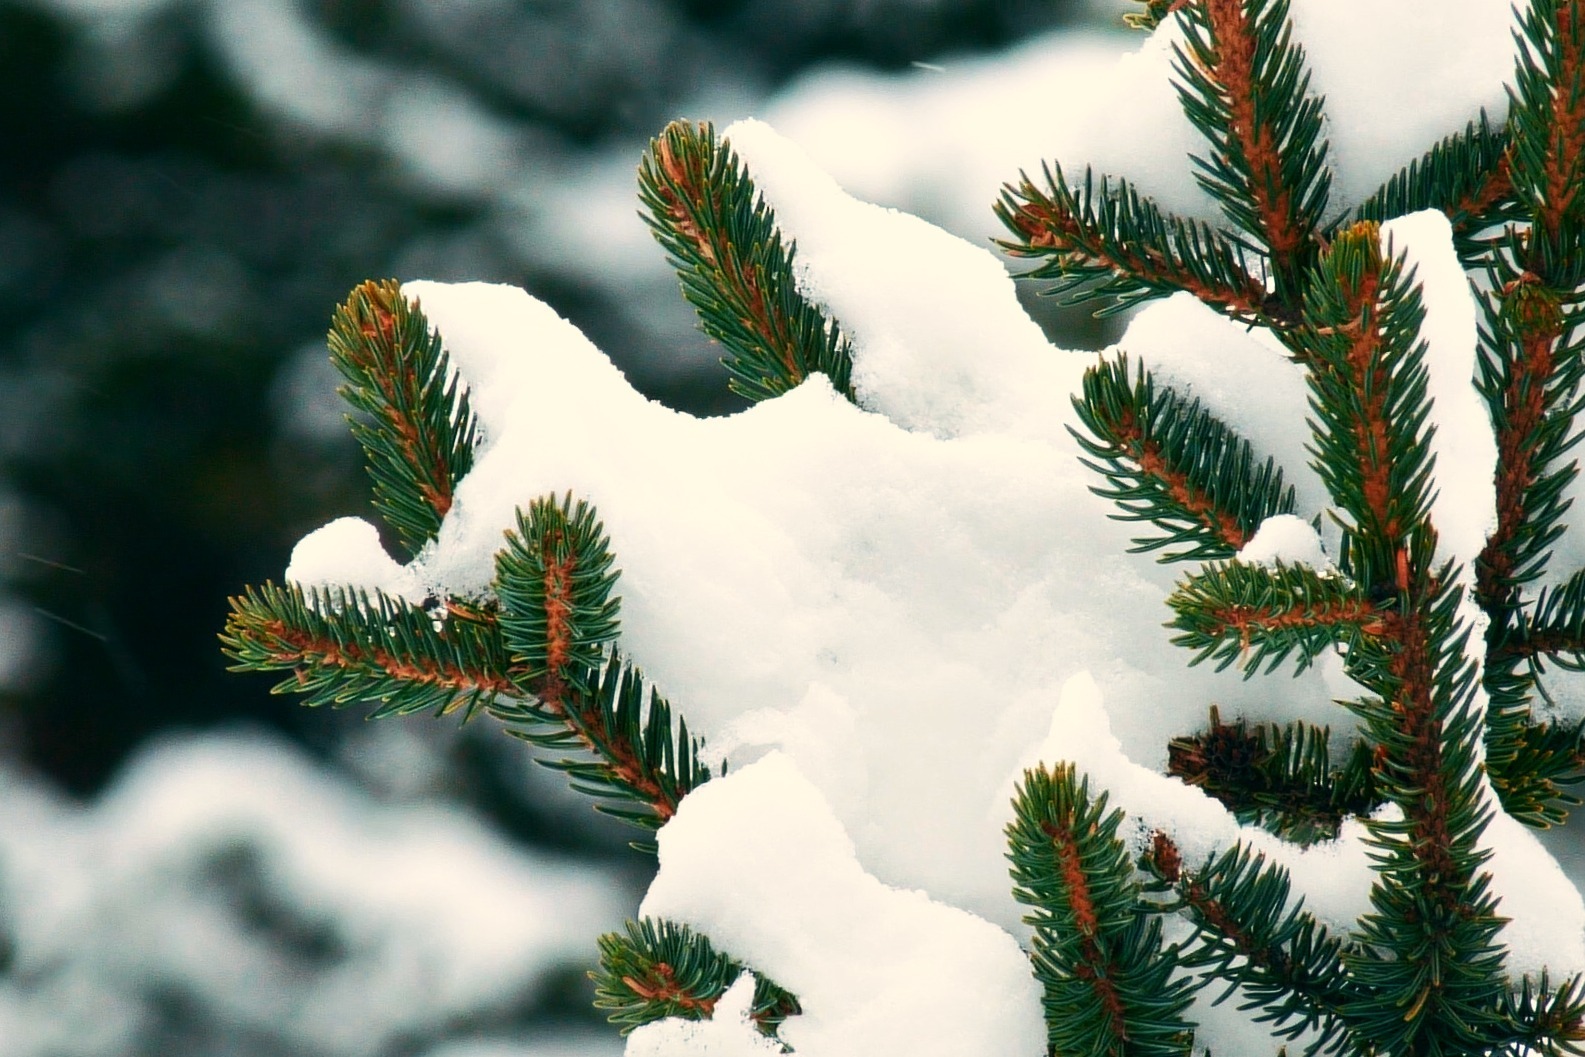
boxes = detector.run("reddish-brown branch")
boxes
[1479,284,1564,609]
[1379,610,1465,910]
[1042,818,1130,1040]
[1537,1,1585,246]
[1139,442,1248,548]
[1001,190,1267,317]
[262,620,519,700]
[343,281,459,518]
[1324,263,1404,561]
[622,964,718,1016]
[653,129,802,383]
[1202,0,1306,271]
[1102,403,1250,547]
[1201,598,1387,648]
[1452,152,1514,229]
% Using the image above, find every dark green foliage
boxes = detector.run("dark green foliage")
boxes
[1167,708,1381,844]
[220,581,517,720]
[1170,0,1329,307]
[593,918,800,1039]
[1071,354,1297,562]
[1141,838,1357,1055]
[495,493,623,688]
[639,120,856,405]
[996,162,1268,320]
[1165,560,1380,676]
[1494,972,1585,1056]
[1293,224,1437,590]
[328,279,482,561]
[1007,764,1196,1057]
[1353,116,1519,266]
[488,652,714,833]
[1506,0,1585,285]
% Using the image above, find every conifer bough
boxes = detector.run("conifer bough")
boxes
[225,1,1585,1053]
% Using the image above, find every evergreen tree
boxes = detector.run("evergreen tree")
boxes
[224,2,1585,1053]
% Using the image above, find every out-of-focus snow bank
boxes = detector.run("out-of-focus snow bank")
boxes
[0,733,625,1057]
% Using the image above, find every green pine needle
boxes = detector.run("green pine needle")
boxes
[495,492,622,690]
[1073,353,1298,562]
[1140,835,1359,1055]
[1170,0,1331,310]
[592,918,800,1038]
[220,580,517,719]
[488,652,714,834]
[1166,560,1380,677]
[996,162,1269,321]
[1006,764,1197,1057]
[639,120,856,405]
[1353,115,1518,267]
[328,279,481,561]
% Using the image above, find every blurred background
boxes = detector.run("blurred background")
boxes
[0,0,1138,1054]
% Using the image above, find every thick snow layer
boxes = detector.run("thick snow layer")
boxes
[0,734,625,1057]
[639,753,1045,1057]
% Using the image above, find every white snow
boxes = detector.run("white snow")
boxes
[638,753,1046,1057]
[1236,514,1331,570]
[268,6,1585,1054]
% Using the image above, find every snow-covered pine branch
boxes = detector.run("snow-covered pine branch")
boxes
[227,1,1585,1054]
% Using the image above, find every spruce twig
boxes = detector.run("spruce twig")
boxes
[1007,764,1197,1057]
[1072,354,1298,562]
[1171,0,1331,312]
[996,163,1268,320]
[1166,707,1381,844]
[328,279,481,561]
[639,120,856,405]
[593,919,800,1038]
[1141,834,1359,1056]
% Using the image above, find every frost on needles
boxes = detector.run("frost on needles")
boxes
[224,1,1585,1054]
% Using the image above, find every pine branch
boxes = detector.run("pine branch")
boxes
[1495,972,1585,1057]
[1072,354,1298,562]
[592,918,800,1038]
[1475,253,1584,615]
[1141,834,1360,1056]
[220,581,518,718]
[495,493,623,699]
[1508,0,1585,287]
[1006,764,1197,1057]
[1339,564,1509,1054]
[995,162,1269,320]
[1171,0,1331,310]
[493,494,709,830]
[1166,707,1381,845]
[328,279,481,561]
[1474,243,1585,826]
[638,120,856,405]
[1166,560,1383,676]
[1353,115,1518,267]
[488,653,713,832]
[1519,568,1585,670]
[1294,222,1436,590]
[224,494,710,832]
